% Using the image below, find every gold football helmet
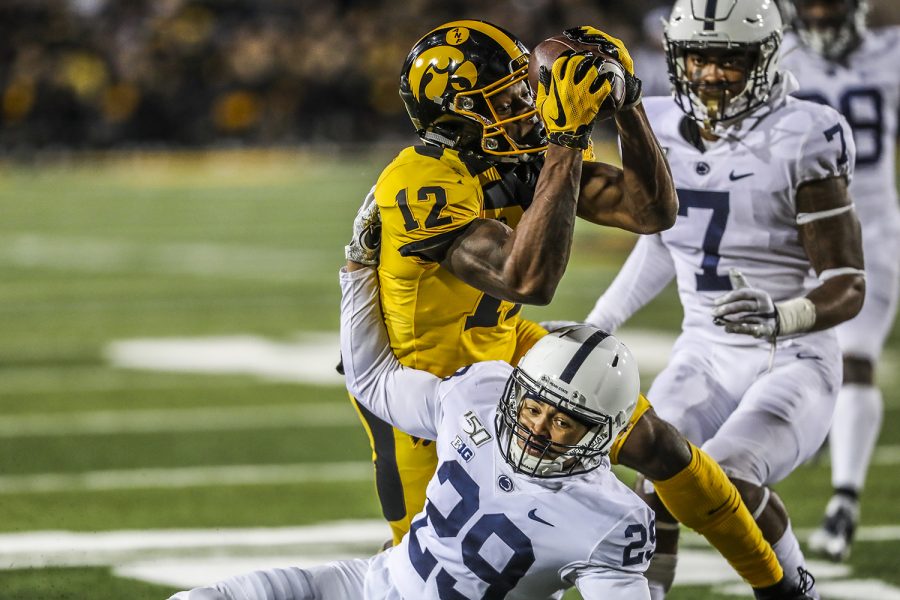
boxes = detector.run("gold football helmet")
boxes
[399,20,546,161]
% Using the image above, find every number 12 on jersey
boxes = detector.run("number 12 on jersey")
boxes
[397,186,453,232]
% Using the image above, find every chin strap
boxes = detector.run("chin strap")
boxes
[422,130,457,147]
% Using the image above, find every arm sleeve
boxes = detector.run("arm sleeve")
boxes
[585,233,675,332]
[339,267,442,440]
[573,569,651,599]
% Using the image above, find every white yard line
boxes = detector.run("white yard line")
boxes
[0,462,372,494]
[0,521,389,557]
[1,522,898,598]
[103,330,674,387]
[105,333,346,386]
[0,402,356,437]
[0,233,331,281]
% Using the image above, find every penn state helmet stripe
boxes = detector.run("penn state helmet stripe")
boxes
[559,330,610,383]
[703,0,719,31]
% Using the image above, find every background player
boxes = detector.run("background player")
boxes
[585,0,865,596]
[780,0,900,562]
[351,19,810,600]
[169,264,656,600]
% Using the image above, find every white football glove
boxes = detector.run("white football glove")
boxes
[344,186,381,265]
[712,269,779,340]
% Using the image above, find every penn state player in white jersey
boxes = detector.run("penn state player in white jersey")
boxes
[581,0,865,597]
[168,263,655,599]
[780,0,900,562]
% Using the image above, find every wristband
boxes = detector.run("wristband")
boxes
[774,297,816,336]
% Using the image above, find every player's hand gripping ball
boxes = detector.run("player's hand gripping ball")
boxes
[529,26,642,124]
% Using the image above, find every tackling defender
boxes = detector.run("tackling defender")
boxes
[585,0,865,597]
[781,0,900,562]
[168,265,656,599]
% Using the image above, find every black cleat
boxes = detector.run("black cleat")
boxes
[752,567,816,600]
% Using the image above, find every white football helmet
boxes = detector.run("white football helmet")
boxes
[787,0,868,61]
[664,0,784,127]
[496,325,640,478]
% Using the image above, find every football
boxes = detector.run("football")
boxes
[528,34,627,122]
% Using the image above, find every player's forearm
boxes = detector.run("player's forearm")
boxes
[804,274,866,331]
[339,267,442,439]
[586,234,674,331]
[499,143,581,304]
[614,104,678,233]
[796,179,866,332]
[339,267,397,403]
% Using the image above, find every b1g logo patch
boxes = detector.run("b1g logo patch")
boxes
[451,436,474,462]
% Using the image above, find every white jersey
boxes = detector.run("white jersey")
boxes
[640,91,854,345]
[781,29,900,360]
[782,28,900,230]
[341,268,654,600]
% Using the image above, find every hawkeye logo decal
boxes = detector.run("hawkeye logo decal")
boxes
[462,410,492,447]
[410,47,477,103]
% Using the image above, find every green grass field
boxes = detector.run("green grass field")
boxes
[0,148,898,600]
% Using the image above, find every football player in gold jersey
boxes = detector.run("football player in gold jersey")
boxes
[345,21,810,599]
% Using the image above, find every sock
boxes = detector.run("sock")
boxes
[646,553,677,600]
[652,444,783,588]
[772,523,818,600]
[830,384,883,491]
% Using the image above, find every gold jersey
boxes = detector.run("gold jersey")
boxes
[375,145,542,377]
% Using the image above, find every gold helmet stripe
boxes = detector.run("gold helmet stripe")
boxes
[433,20,526,62]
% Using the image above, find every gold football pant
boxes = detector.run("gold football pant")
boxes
[352,394,437,545]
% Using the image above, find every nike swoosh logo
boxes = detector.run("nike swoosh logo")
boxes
[796,352,822,360]
[550,79,567,128]
[729,171,754,181]
[527,508,554,527]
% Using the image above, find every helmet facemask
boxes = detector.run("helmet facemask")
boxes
[452,64,546,160]
[496,367,613,479]
[666,36,781,130]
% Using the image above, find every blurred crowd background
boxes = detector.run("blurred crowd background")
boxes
[1,0,898,154]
